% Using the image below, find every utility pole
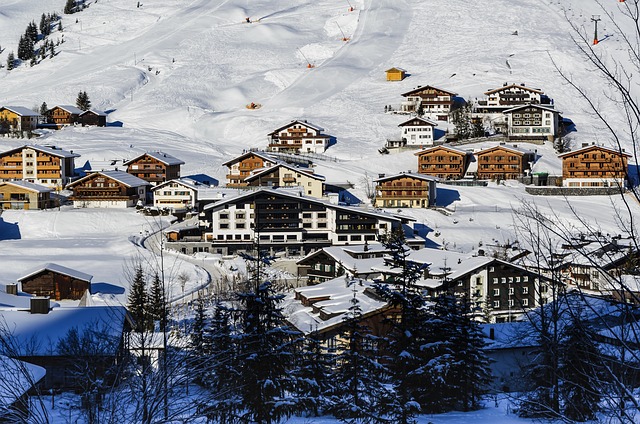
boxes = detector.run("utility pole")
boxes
[591,15,601,45]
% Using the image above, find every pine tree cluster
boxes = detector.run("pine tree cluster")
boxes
[76,91,92,111]
[8,12,61,70]
[188,236,492,423]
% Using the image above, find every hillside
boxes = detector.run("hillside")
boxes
[0,0,639,288]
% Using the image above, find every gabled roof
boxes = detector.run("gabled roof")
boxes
[79,109,107,117]
[124,151,185,166]
[49,105,83,115]
[484,83,544,95]
[475,144,535,156]
[297,244,392,272]
[398,116,438,127]
[244,162,326,182]
[503,103,560,114]
[0,180,53,193]
[385,67,406,72]
[67,170,150,189]
[0,106,40,117]
[0,144,80,159]
[0,356,46,407]
[151,178,201,192]
[374,172,438,183]
[558,144,632,158]
[221,150,279,167]
[203,188,401,222]
[18,263,93,283]
[0,306,129,356]
[401,85,457,97]
[414,145,469,156]
[268,119,325,136]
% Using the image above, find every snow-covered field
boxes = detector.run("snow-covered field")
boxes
[1,0,639,421]
[0,0,638,301]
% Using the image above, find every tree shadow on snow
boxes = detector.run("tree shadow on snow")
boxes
[0,218,21,240]
[412,222,441,249]
[183,174,219,187]
[435,187,460,207]
[628,165,640,187]
[91,283,126,295]
[433,128,447,142]
[106,121,123,127]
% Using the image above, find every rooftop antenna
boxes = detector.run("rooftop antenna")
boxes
[336,22,350,42]
[297,48,314,68]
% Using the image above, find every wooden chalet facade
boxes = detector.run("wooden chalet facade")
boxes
[0,144,80,189]
[374,172,437,208]
[223,151,278,187]
[504,104,560,141]
[79,110,107,127]
[415,145,470,179]
[0,181,53,210]
[18,263,92,300]
[124,152,184,186]
[559,144,630,188]
[400,85,457,121]
[0,106,40,132]
[385,67,406,81]
[66,170,150,208]
[475,144,535,180]
[167,189,405,256]
[267,120,330,154]
[244,163,325,198]
[398,116,438,147]
[47,105,83,127]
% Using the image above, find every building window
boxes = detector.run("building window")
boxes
[522,298,529,306]
[493,288,500,296]
[493,278,498,284]
[508,299,515,307]
[493,300,500,308]
[522,287,529,295]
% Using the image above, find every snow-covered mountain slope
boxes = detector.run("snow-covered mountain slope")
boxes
[1,0,639,291]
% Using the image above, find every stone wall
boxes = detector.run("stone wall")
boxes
[525,186,625,196]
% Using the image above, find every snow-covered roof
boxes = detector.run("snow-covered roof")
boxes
[0,356,46,408]
[401,85,457,97]
[0,306,129,356]
[298,244,392,274]
[481,322,538,350]
[397,116,438,127]
[558,144,632,158]
[124,151,185,166]
[285,277,389,335]
[414,145,470,156]
[79,109,107,116]
[385,67,406,72]
[0,106,40,117]
[69,170,150,188]
[203,188,402,222]
[0,144,80,159]
[50,105,84,115]
[221,150,278,167]
[18,263,93,283]
[0,180,52,193]
[503,103,560,114]
[484,83,544,95]
[475,144,535,156]
[374,172,438,183]
[268,119,326,135]
[244,162,326,182]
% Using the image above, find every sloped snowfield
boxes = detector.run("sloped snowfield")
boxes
[0,0,638,302]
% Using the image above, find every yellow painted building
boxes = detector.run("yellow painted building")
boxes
[0,181,52,210]
[0,106,41,131]
[385,67,406,81]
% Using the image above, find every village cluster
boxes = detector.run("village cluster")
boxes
[0,76,638,419]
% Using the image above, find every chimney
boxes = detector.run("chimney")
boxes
[582,143,589,148]
[5,284,18,295]
[378,173,385,178]
[30,297,50,314]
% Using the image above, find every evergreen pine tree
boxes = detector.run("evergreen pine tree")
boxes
[328,284,390,423]
[49,42,55,59]
[234,279,298,423]
[290,331,334,417]
[64,0,76,14]
[40,14,49,37]
[199,302,242,423]
[127,264,148,332]
[26,21,38,43]
[76,90,91,111]
[447,294,492,411]
[6,52,15,70]
[148,272,165,329]
[190,296,207,356]
[39,102,48,117]
[374,233,428,423]
[559,312,604,422]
